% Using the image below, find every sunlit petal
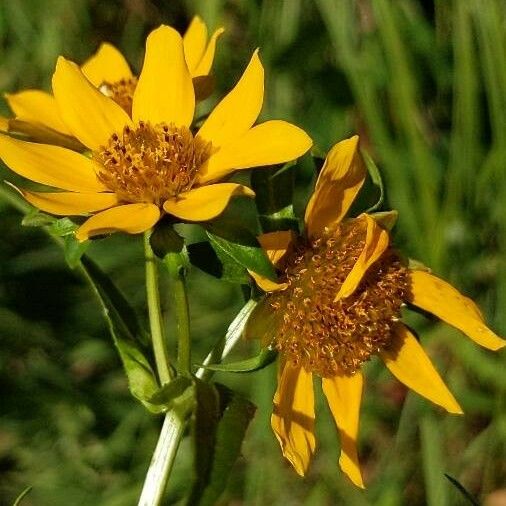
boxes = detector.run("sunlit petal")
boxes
[133,25,195,127]
[5,90,71,135]
[52,57,132,150]
[409,270,505,351]
[75,203,160,241]
[81,42,132,87]
[21,189,118,215]
[305,136,366,239]
[322,372,364,488]
[197,50,264,149]
[163,183,254,222]
[192,28,225,77]
[380,324,463,414]
[335,214,389,301]
[199,120,312,183]
[271,361,316,476]
[0,135,105,192]
[183,16,208,73]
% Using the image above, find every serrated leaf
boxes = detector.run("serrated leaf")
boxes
[21,210,55,227]
[251,163,299,233]
[361,148,385,213]
[187,241,250,284]
[207,230,276,281]
[199,348,277,373]
[80,256,158,408]
[188,383,256,506]
[48,217,78,237]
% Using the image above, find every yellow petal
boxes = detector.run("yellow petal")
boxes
[75,203,160,241]
[163,183,254,222]
[409,270,505,351]
[199,120,312,184]
[271,361,316,476]
[321,372,364,489]
[250,230,296,292]
[81,42,133,87]
[192,28,225,77]
[335,214,389,301]
[197,50,264,149]
[52,57,132,151]
[380,324,463,414]
[305,136,366,239]
[0,135,105,192]
[183,16,208,74]
[0,116,9,132]
[21,189,118,216]
[5,90,72,135]
[133,25,195,127]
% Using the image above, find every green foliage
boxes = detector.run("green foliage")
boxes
[1,0,505,504]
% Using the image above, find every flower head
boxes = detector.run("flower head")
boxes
[0,25,312,241]
[247,136,505,487]
[1,16,223,148]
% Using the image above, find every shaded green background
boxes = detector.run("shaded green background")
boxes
[1,0,505,504]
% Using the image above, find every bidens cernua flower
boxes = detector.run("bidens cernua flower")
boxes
[1,16,223,149]
[0,25,312,241]
[246,136,505,488]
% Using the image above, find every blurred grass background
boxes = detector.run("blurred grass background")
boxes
[1,0,505,504]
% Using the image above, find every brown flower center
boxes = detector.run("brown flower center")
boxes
[266,219,409,376]
[95,122,212,206]
[99,77,138,115]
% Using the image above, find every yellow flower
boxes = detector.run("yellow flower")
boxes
[0,25,312,241]
[1,16,223,149]
[246,136,505,488]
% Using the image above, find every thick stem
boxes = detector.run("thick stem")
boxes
[164,253,191,374]
[144,232,172,385]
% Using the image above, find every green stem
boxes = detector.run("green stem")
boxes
[164,252,191,374]
[144,232,172,385]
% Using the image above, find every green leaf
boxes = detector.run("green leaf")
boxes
[80,256,159,409]
[21,210,55,227]
[12,486,32,506]
[199,348,277,373]
[187,382,256,506]
[187,241,250,284]
[361,148,385,213]
[150,220,185,257]
[147,376,193,412]
[251,163,299,233]
[48,217,78,237]
[371,210,398,230]
[206,230,277,281]
[444,475,479,506]
[64,235,89,269]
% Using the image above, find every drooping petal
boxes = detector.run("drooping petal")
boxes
[251,230,296,292]
[133,25,195,127]
[5,90,72,135]
[192,28,225,77]
[335,214,389,301]
[197,50,264,149]
[21,189,118,216]
[271,361,316,476]
[408,270,505,351]
[305,136,366,239]
[183,16,208,73]
[199,120,312,184]
[380,324,463,414]
[0,135,105,192]
[52,57,132,151]
[75,203,160,241]
[163,183,254,222]
[321,371,364,488]
[81,42,133,87]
